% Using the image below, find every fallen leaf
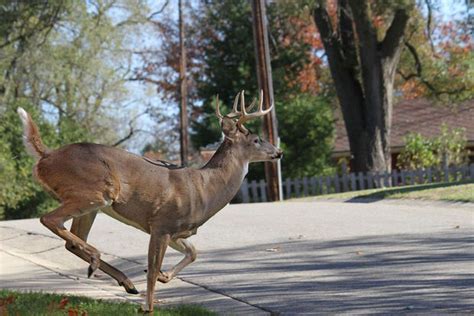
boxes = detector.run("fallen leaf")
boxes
[59,297,69,309]
[0,295,15,307]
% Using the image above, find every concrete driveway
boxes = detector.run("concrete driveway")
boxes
[1,200,473,315]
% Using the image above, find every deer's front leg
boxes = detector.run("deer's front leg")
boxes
[144,231,170,313]
[157,238,196,284]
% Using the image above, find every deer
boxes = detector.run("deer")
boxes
[17,90,282,312]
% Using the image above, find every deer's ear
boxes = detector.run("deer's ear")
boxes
[221,117,238,137]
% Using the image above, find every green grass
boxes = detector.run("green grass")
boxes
[300,181,474,203]
[0,290,216,316]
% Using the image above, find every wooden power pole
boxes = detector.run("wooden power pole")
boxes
[251,0,282,201]
[179,0,189,166]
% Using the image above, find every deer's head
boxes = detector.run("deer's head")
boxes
[215,90,283,163]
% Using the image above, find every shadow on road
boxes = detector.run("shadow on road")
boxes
[4,230,473,314]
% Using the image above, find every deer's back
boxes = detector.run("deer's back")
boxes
[34,143,168,205]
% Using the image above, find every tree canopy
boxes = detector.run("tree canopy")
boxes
[0,0,471,218]
[0,0,151,219]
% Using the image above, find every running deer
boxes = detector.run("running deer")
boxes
[18,90,282,312]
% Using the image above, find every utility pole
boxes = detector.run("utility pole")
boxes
[251,0,282,201]
[178,0,189,166]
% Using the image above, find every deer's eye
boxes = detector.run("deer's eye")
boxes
[254,138,259,144]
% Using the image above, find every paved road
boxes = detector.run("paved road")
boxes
[1,200,473,315]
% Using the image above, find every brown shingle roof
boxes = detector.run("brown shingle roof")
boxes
[333,98,474,153]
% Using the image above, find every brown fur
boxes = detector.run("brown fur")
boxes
[17,96,282,312]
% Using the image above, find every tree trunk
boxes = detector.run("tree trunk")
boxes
[313,1,409,174]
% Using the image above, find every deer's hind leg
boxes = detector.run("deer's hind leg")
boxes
[157,238,196,284]
[66,211,138,294]
[40,194,137,293]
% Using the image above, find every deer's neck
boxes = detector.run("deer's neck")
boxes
[199,139,248,219]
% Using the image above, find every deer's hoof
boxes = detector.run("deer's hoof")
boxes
[157,271,172,284]
[87,257,100,278]
[119,278,139,294]
[126,287,139,295]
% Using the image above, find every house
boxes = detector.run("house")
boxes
[332,99,474,169]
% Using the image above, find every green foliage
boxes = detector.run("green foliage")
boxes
[0,290,216,316]
[396,133,438,170]
[278,94,335,178]
[0,1,149,219]
[186,1,333,178]
[190,0,316,147]
[434,124,469,166]
[0,101,57,220]
[396,2,473,102]
[397,125,469,170]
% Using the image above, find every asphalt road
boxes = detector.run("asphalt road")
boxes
[1,199,473,315]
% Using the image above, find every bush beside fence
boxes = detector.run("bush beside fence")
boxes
[238,164,474,203]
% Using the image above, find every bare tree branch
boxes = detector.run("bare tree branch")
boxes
[424,0,436,53]
[148,0,169,21]
[400,41,468,96]
[112,111,148,147]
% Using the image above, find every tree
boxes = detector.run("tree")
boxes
[136,0,334,178]
[0,0,152,219]
[277,94,334,178]
[313,0,411,173]
[397,7,473,102]
[313,0,473,174]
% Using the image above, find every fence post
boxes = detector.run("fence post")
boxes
[334,174,341,193]
[250,180,259,202]
[417,168,424,184]
[444,165,449,182]
[426,167,432,183]
[302,177,309,196]
[341,163,349,192]
[392,169,399,187]
[350,173,356,191]
[259,179,267,202]
[310,177,317,195]
[318,176,324,195]
[367,172,374,189]
[325,176,332,194]
[285,178,292,199]
[460,165,468,181]
[241,179,250,203]
[294,178,301,197]
[409,170,414,185]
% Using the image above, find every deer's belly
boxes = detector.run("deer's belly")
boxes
[101,206,149,233]
[172,227,198,239]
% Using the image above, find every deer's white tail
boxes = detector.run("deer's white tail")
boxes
[17,107,49,159]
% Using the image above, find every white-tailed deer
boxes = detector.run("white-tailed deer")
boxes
[18,90,282,312]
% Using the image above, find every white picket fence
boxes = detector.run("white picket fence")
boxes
[238,164,474,203]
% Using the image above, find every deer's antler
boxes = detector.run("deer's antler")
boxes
[237,90,273,134]
[215,90,273,134]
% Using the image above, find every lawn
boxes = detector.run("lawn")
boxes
[0,290,215,316]
[300,181,474,203]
